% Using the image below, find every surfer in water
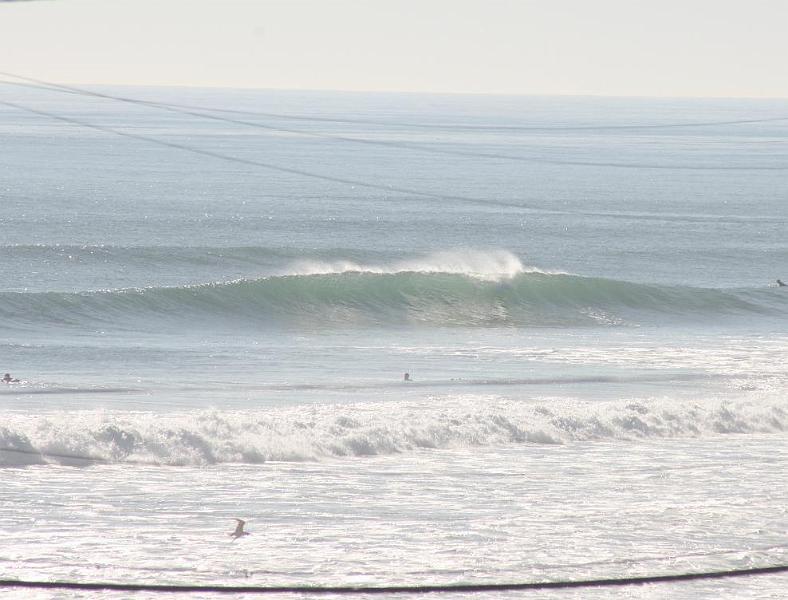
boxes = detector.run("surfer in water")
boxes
[2,373,19,384]
[403,372,411,381]
[778,279,786,287]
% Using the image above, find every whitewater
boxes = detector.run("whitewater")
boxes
[0,86,787,599]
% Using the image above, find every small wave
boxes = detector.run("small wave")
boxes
[0,250,783,330]
[0,395,784,467]
[0,384,137,395]
[219,373,706,393]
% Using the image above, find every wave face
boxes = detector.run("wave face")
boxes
[0,250,783,330]
[1,396,784,467]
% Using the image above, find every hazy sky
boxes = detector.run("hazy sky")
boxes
[1,0,786,97]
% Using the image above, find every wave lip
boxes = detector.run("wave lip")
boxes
[0,250,784,330]
[286,249,537,281]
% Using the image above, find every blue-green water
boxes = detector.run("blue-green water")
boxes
[0,86,786,598]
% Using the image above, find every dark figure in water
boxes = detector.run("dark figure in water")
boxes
[404,372,411,381]
[778,279,786,287]
[2,373,19,384]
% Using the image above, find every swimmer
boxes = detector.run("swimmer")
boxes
[778,279,786,287]
[2,373,19,384]
[403,372,411,381]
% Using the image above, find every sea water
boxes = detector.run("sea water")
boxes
[0,85,787,599]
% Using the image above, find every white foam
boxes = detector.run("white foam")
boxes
[1,393,784,467]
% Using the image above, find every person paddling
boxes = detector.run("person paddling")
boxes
[2,373,19,384]
[778,279,786,287]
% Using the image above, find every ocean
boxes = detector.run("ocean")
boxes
[0,84,786,599]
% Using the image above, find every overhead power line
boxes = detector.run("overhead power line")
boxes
[0,97,541,213]
[1,72,786,171]
[2,71,787,133]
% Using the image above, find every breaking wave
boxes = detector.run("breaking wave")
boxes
[0,250,783,330]
[1,395,784,467]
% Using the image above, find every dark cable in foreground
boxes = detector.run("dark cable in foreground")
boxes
[1,565,786,594]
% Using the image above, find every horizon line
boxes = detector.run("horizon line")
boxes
[10,78,788,102]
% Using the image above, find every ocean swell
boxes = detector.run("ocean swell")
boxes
[0,250,782,330]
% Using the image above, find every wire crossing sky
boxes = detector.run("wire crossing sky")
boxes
[2,72,787,171]
[0,0,787,97]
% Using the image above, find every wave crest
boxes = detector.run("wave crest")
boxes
[0,250,782,330]
[287,249,536,280]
